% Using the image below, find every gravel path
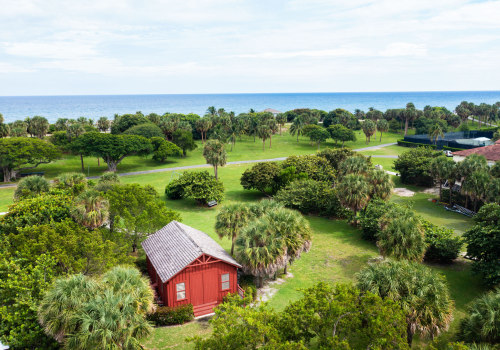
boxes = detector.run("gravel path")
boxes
[0,142,398,188]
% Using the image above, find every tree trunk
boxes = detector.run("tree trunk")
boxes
[342,140,345,147]
[80,154,85,173]
[297,133,299,142]
[465,194,469,209]
[380,132,383,142]
[404,118,409,136]
[279,125,282,135]
[214,165,218,180]
[2,167,15,183]
[407,324,414,347]
[263,140,265,150]
[269,135,272,148]
[231,240,235,256]
[97,157,100,166]
[439,182,442,202]
[107,161,118,172]
[284,265,288,275]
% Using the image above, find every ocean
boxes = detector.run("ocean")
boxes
[1,91,500,123]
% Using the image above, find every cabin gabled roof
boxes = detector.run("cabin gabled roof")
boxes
[141,221,241,283]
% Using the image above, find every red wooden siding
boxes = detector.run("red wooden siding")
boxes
[146,254,239,317]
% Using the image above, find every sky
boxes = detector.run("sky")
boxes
[0,0,499,95]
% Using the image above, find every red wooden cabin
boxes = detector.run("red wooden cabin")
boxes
[141,221,242,317]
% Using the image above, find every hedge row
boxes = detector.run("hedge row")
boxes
[148,304,194,326]
[442,145,465,152]
[397,139,437,149]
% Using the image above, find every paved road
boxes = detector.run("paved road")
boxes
[0,142,398,188]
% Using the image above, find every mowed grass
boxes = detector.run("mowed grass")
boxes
[127,163,482,349]
[15,129,403,179]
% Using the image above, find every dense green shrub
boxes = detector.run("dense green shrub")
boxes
[397,139,437,149]
[394,147,440,186]
[14,175,50,201]
[240,162,281,195]
[281,155,335,182]
[421,220,462,263]
[111,113,150,134]
[147,304,194,326]
[359,199,395,241]
[463,203,500,287]
[274,179,345,217]
[150,137,182,162]
[0,194,72,234]
[165,170,224,204]
[316,148,358,170]
[123,123,163,138]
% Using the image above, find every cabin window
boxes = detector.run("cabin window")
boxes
[176,282,186,300]
[221,273,230,290]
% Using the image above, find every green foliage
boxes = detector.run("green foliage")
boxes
[279,283,409,349]
[394,147,440,186]
[422,220,462,263]
[123,123,164,138]
[215,203,252,255]
[54,172,88,195]
[111,113,150,134]
[71,189,110,229]
[463,203,500,287]
[107,183,181,251]
[165,170,225,204]
[274,179,344,217]
[458,289,500,344]
[281,155,336,182]
[6,219,131,275]
[95,171,121,192]
[240,161,281,195]
[336,173,370,218]
[316,147,358,170]
[307,127,330,148]
[0,193,72,234]
[14,175,50,201]
[357,260,454,346]
[0,137,61,182]
[0,254,58,349]
[327,124,356,146]
[359,199,396,241]
[150,137,182,163]
[377,205,427,261]
[147,304,194,326]
[26,115,50,138]
[203,139,227,179]
[38,266,154,349]
[70,132,153,171]
[173,129,197,156]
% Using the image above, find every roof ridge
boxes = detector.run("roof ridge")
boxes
[173,221,203,255]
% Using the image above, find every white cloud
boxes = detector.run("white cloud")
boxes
[379,43,427,57]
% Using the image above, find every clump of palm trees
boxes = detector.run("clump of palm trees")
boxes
[430,153,499,211]
[38,266,154,349]
[215,201,312,288]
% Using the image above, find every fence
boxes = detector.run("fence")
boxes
[403,130,495,150]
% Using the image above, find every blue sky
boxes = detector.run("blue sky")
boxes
[0,0,499,95]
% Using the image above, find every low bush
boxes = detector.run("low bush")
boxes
[422,220,462,263]
[397,139,437,149]
[165,170,224,204]
[358,199,396,241]
[274,179,345,217]
[281,155,335,182]
[148,304,194,326]
[240,162,281,195]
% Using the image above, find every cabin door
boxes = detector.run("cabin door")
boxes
[190,272,205,305]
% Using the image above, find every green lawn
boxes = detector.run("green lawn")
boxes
[125,163,482,349]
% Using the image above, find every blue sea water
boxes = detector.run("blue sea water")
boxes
[1,91,500,123]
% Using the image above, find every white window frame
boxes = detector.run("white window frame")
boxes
[176,282,186,301]
[221,273,230,291]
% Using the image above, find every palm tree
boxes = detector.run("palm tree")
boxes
[71,189,109,230]
[443,160,458,205]
[367,169,393,200]
[202,140,227,180]
[14,175,50,201]
[215,204,252,255]
[377,205,426,261]
[38,274,99,342]
[289,116,305,142]
[206,106,217,116]
[430,156,454,202]
[267,119,278,148]
[235,219,288,288]
[276,114,287,135]
[429,123,444,145]
[263,207,312,274]
[459,154,488,208]
[356,260,454,347]
[257,124,271,151]
[336,174,370,222]
[487,178,500,203]
[338,156,370,178]
[361,120,376,144]
[100,266,155,315]
[459,288,500,344]
[377,119,389,142]
[403,103,417,136]
[463,170,490,212]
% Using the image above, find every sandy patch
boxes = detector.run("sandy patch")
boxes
[393,188,415,197]
[422,187,439,195]
[256,272,293,303]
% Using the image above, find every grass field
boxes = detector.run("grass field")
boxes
[116,163,483,349]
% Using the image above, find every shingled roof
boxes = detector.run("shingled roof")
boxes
[141,221,241,283]
[453,142,500,162]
